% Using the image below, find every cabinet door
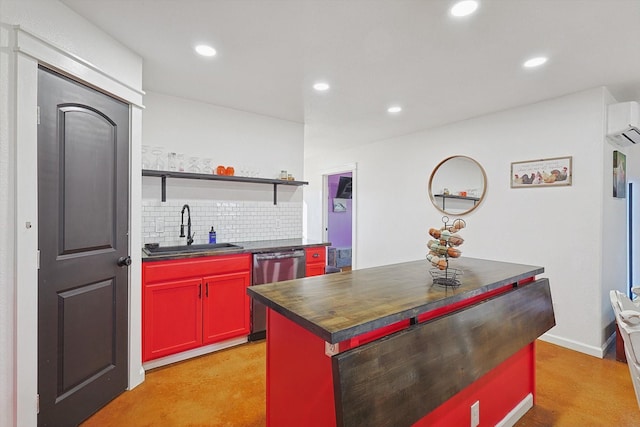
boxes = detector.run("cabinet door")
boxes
[202,271,251,344]
[143,278,203,361]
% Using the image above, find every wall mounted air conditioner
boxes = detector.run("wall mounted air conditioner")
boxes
[607,101,640,146]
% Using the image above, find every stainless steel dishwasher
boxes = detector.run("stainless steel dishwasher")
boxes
[249,249,306,341]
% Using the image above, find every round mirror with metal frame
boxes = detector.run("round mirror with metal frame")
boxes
[428,155,487,215]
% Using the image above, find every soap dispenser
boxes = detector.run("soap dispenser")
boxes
[209,227,217,244]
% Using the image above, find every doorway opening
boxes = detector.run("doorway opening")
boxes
[323,166,356,271]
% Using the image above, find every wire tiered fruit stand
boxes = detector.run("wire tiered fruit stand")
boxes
[426,216,466,287]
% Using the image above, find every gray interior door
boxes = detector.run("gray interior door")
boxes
[37,66,130,426]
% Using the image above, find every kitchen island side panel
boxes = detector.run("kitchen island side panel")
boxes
[266,309,536,427]
[267,309,336,427]
[414,344,534,427]
[332,278,553,427]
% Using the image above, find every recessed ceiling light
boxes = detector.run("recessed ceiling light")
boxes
[195,44,217,57]
[450,1,479,17]
[313,82,330,91]
[523,56,548,68]
[387,106,402,113]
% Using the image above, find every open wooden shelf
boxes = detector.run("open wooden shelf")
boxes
[142,169,308,204]
[433,194,480,210]
[434,194,480,202]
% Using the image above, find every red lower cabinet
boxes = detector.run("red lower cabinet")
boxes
[305,246,327,277]
[143,254,251,362]
[143,278,203,360]
[203,271,251,344]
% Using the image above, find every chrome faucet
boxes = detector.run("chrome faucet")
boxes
[180,204,194,245]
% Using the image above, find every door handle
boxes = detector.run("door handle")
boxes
[117,256,132,267]
[206,282,209,297]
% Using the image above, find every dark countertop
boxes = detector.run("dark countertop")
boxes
[141,238,331,262]
[247,257,544,344]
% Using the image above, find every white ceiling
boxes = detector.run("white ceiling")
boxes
[61,0,640,158]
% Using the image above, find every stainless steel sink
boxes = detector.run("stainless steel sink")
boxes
[143,242,243,256]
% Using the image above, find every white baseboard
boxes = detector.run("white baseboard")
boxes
[496,393,533,427]
[127,366,146,391]
[539,331,614,359]
[142,336,249,371]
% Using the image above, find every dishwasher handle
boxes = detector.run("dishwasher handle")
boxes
[254,250,306,261]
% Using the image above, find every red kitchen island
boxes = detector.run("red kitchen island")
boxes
[247,257,555,427]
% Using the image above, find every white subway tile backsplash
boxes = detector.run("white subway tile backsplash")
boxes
[141,198,303,246]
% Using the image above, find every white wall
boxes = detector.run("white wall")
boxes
[305,87,636,357]
[0,1,143,425]
[142,91,304,203]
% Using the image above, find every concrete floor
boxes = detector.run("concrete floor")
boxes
[515,340,637,426]
[81,339,638,427]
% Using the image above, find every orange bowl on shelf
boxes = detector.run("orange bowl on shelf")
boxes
[226,166,235,176]
[216,165,226,175]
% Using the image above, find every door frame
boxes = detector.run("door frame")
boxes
[11,27,145,426]
[322,163,357,270]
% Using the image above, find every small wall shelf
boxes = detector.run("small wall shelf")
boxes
[142,169,308,205]
[433,194,480,210]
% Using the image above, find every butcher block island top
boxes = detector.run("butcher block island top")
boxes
[247,256,543,344]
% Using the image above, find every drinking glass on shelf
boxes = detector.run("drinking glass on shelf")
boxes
[151,146,165,170]
[177,154,185,171]
[188,157,201,173]
[202,158,213,174]
[141,145,151,169]
[167,152,177,171]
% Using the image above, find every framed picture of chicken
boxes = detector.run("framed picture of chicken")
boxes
[613,151,626,198]
[511,156,572,188]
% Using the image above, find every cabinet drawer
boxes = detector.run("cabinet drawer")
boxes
[144,253,251,284]
[305,247,326,264]
[306,264,326,277]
